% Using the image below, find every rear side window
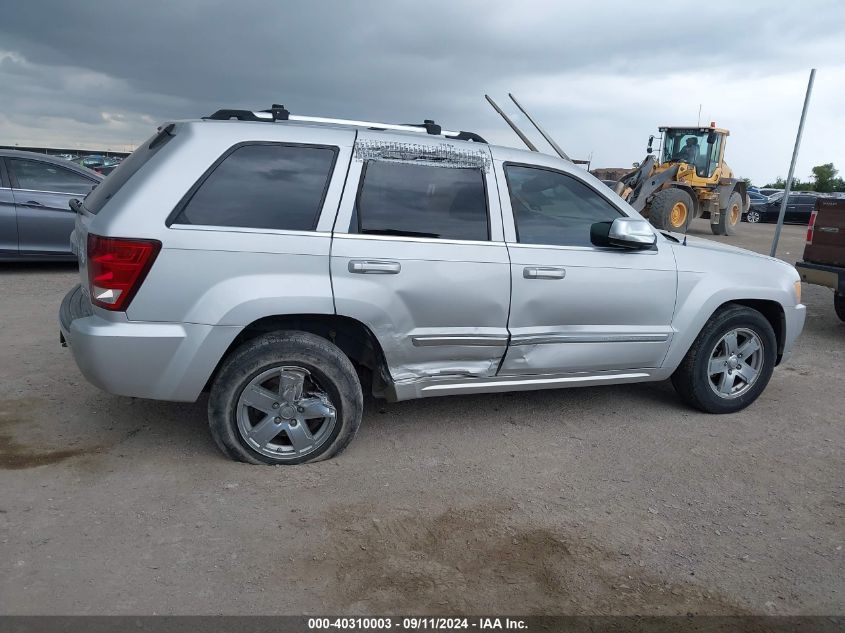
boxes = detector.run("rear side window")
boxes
[354,161,488,241]
[9,159,96,195]
[173,143,337,231]
[84,125,175,214]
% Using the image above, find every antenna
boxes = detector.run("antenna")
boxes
[508,93,571,160]
[485,95,538,152]
[697,104,702,127]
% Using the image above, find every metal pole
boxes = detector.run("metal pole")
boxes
[770,69,815,257]
[485,95,539,152]
[508,93,571,160]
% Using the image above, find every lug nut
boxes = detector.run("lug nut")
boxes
[273,417,281,423]
[297,406,304,412]
[289,419,298,427]
[272,402,280,409]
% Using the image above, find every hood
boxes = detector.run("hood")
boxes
[667,233,799,279]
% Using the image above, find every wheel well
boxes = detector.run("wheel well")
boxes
[721,299,786,364]
[206,314,392,396]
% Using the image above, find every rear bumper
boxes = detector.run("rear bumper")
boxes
[796,261,845,293]
[60,284,242,402]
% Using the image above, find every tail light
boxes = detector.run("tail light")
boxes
[806,209,818,244]
[87,234,161,311]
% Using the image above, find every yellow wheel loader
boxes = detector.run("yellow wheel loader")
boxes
[614,124,748,235]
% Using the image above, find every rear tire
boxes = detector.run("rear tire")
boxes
[208,331,363,465]
[649,188,693,231]
[835,292,845,322]
[746,209,761,224]
[712,192,742,235]
[671,304,776,414]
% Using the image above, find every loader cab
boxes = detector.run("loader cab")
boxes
[659,125,728,179]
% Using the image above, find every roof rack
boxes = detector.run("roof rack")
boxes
[203,104,487,143]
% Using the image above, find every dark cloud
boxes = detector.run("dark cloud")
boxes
[1,0,842,181]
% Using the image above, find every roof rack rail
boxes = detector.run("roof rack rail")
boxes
[203,104,487,143]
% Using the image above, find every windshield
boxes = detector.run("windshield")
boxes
[662,129,722,177]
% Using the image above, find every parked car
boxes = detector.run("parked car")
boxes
[745,193,818,224]
[747,191,768,205]
[759,188,784,197]
[0,149,102,261]
[796,198,845,321]
[72,155,122,176]
[59,108,806,465]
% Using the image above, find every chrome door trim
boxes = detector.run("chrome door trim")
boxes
[10,187,95,196]
[334,233,506,247]
[423,371,650,393]
[388,368,656,400]
[511,332,671,345]
[507,241,658,254]
[169,224,332,238]
[411,335,509,347]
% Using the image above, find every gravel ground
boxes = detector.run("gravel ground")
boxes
[0,222,842,615]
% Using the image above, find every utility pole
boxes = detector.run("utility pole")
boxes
[771,69,815,257]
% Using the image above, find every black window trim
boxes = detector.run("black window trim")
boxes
[351,158,492,243]
[165,140,340,230]
[5,156,98,194]
[0,158,9,188]
[502,161,630,249]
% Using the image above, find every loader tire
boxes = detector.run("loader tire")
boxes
[649,188,693,231]
[712,192,742,236]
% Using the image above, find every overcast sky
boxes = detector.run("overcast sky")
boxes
[1,0,843,184]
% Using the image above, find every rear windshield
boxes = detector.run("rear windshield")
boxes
[83,125,175,214]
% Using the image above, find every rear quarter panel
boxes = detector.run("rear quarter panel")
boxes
[89,121,355,326]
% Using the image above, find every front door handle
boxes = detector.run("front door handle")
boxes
[24,200,45,207]
[348,259,401,274]
[523,266,566,280]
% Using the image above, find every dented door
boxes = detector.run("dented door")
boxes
[494,156,677,376]
[330,131,511,383]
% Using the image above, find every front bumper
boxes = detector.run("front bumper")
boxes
[780,302,806,364]
[60,285,241,402]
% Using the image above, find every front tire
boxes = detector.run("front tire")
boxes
[671,304,776,413]
[746,209,761,224]
[712,192,742,235]
[649,188,693,231]
[208,331,363,465]
[835,292,845,322]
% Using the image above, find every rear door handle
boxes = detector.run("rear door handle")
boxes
[523,266,566,280]
[348,259,401,274]
[24,200,45,207]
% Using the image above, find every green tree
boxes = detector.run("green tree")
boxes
[763,177,786,189]
[811,163,839,193]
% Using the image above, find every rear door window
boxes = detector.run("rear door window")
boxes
[353,161,489,241]
[172,143,337,231]
[8,159,96,195]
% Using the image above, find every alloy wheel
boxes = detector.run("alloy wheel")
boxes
[236,366,337,460]
[707,328,765,399]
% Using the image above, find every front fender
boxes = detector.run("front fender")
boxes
[657,273,796,378]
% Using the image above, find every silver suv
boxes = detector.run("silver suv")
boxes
[59,106,806,465]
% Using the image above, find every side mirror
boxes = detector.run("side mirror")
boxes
[707,130,717,145]
[591,218,657,250]
[646,135,654,154]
